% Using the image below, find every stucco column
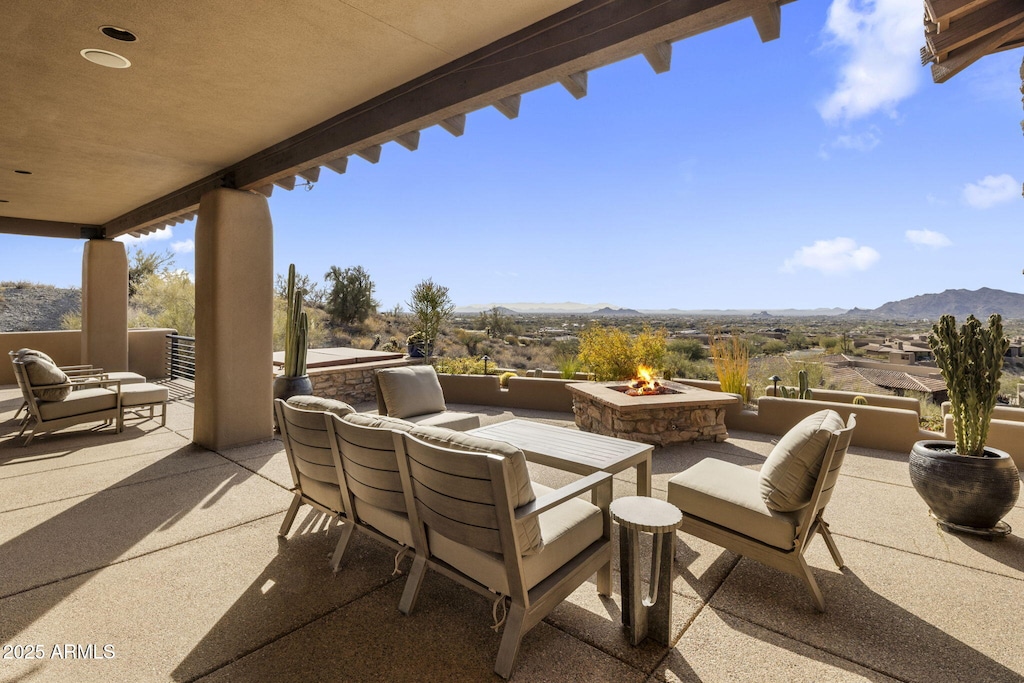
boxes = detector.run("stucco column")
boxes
[82,239,129,371]
[194,187,274,450]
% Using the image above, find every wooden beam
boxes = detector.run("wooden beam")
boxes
[324,157,348,174]
[298,167,321,183]
[558,71,588,99]
[932,16,1024,82]
[925,0,989,25]
[355,145,382,163]
[101,0,775,236]
[928,2,1024,60]
[273,176,297,190]
[395,131,421,151]
[751,2,781,42]
[0,217,102,239]
[439,114,466,137]
[642,41,672,73]
[493,94,521,119]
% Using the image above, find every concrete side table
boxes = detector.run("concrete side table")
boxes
[610,496,683,646]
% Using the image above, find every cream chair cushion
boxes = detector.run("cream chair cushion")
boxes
[408,425,543,554]
[401,411,480,431]
[759,409,845,511]
[120,383,169,407]
[668,459,802,550]
[375,366,447,418]
[286,394,355,417]
[37,388,117,420]
[426,483,602,593]
[342,412,415,431]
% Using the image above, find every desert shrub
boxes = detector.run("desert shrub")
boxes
[408,278,454,354]
[479,307,521,337]
[60,310,82,330]
[504,334,521,346]
[709,330,749,397]
[130,270,196,336]
[557,356,583,379]
[786,331,809,350]
[324,265,379,326]
[667,338,707,361]
[273,296,328,352]
[434,357,497,375]
[761,339,788,355]
[578,324,667,381]
[128,248,175,298]
[454,328,488,355]
[666,358,717,381]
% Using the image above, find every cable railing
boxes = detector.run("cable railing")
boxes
[166,334,196,381]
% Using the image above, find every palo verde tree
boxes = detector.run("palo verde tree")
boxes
[128,248,175,298]
[407,278,455,356]
[324,265,379,326]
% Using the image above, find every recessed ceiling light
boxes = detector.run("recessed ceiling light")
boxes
[81,49,131,69]
[100,25,137,42]
[14,170,31,175]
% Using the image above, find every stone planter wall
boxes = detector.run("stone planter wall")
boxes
[307,359,413,406]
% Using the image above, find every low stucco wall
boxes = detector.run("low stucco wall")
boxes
[754,396,937,453]
[1,328,174,384]
[766,386,920,415]
[940,407,1024,469]
[438,374,578,413]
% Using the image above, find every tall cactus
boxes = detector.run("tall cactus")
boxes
[929,314,1008,456]
[283,263,308,378]
[779,369,813,400]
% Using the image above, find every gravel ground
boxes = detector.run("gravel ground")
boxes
[0,285,81,332]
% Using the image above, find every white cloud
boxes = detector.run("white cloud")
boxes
[905,229,951,248]
[963,174,1019,209]
[782,237,880,274]
[818,0,922,122]
[115,227,173,244]
[832,128,880,152]
[171,238,194,254]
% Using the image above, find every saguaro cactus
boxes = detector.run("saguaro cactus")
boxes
[779,369,813,400]
[283,263,308,378]
[929,314,1008,456]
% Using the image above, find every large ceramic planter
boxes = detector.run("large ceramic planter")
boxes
[273,375,313,429]
[909,440,1020,536]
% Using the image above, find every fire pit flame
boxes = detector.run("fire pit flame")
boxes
[625,365,667,396]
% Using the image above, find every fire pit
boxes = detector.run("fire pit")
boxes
[567,375,738,447]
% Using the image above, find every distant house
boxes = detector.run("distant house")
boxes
[818,354,947,404]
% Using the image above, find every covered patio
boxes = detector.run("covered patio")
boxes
[1,389,1021,681]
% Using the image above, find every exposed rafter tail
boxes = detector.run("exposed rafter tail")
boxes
[642,41,672,74]
[558,71,588,99]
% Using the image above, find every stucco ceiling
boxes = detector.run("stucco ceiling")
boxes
[0,0,784,238]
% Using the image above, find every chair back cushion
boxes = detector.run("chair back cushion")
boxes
[16,348,54,364]
[375,366,447,418]
[285,394,355,417]
[21,356,71,402]
[407,425,543,554]
[759,409,845,511]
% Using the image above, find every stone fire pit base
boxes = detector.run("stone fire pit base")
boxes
[567,380,737,447]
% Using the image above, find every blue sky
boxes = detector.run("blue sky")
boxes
[3,0,1021,312]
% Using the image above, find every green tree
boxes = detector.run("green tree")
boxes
[479,306,521,337]
[275,269,325,308]
[130,270,195,336]
[407,278,454,356]
[667,338,707,361]
[324,265,379,326]
[128,248,175,298]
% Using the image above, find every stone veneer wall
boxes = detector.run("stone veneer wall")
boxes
[572,395,728,446]
[307,359,414,406]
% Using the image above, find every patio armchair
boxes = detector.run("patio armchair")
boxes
[393,427,612,679]
[324,411,420,578]
[275,396,358,572]
[12,357,123,446]
[373,365,480,431]
[667,410,856,611]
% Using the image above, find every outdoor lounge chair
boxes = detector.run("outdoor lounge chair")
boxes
[667,410,856,611]
[373,365,480,431]
[12,357,123,446]
[275,397,358,572]
[393,428,612,679]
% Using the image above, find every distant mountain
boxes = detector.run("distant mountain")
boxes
[455,302,618,314]
[856,288,1024,320]
[592,307,641,316]
[639,307,846,317]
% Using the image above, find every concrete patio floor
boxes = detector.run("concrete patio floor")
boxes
[1,385,1022,682]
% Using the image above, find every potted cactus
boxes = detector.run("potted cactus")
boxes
[273,264,313,405]
[909,314,1019,537]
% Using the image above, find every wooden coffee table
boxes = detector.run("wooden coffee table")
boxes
[467,419,654,595]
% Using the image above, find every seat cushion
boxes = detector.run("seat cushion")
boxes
[105,371,147,385]
[408,425,542,554]
[119,383,169,407]
[22,356,71,402]
[759,409,845,511]
[355,500,413,547]
[37,388,118,420]
[375,366,447,418]
[286,394,355,417]
[403,411,480,431]
[427,483,603,594]
[668,459,801,550]
[342,412,416,431]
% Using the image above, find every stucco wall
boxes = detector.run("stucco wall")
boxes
[1,329,174,385]
[438,374,577,413]
[766,386,920,414]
